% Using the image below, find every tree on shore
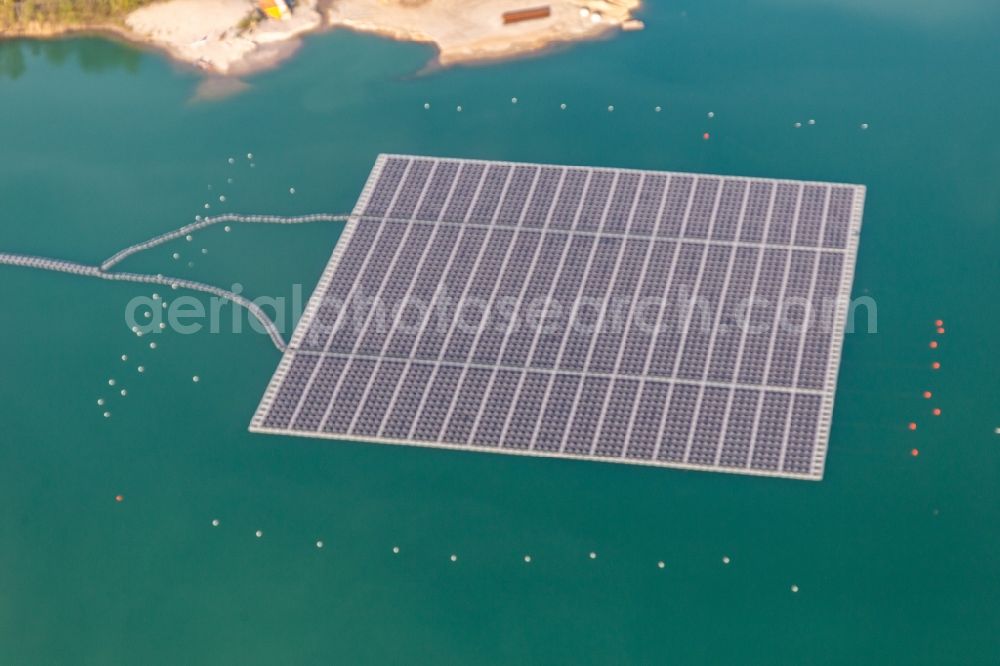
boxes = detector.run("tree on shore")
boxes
[0,0,154,26]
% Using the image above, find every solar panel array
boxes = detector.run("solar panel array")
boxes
[251,155,865,480]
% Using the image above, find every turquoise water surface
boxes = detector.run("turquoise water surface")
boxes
[1,0,999,663]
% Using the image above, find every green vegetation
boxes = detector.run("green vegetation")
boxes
[0,1,154,28]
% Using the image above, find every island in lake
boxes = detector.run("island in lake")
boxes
[0,0,642,74]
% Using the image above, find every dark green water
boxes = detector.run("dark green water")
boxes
[2,1,999,663]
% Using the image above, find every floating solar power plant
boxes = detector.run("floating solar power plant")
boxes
[251,155,865,480]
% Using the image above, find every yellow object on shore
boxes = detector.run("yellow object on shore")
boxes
[259,0,291,20]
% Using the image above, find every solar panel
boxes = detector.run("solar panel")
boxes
[251,155,865,480]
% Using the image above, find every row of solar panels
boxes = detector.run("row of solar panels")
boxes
[362,157,857,250]
[299,219,843,390]
[261,353,823,476]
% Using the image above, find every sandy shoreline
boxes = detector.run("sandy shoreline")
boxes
[1,0,642,76]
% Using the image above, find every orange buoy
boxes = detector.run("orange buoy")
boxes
[929,341,938,349]
[114,494,124,502]
[931,361,941,370]
[934,319,943,327]
[932,408,941,416]
[922,391,932,399]
[937,327,945,334]
[911,448,919,457]
[702,132,711,140]
[908,422,918,431]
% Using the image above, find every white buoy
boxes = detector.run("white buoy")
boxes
[136,330,143,337]
[607,105,615,112]
[137,366,145,373]
[203,203,210,210]
[794,122,802,128]
[103,411,111,418]
[994,427,1000,435]
[707,111,715,118]
[289,187,296,195]
[192,375,200,383]
[255,530,263,538]
[392,546,400,554]
[860,123,869,130]
[108,379,116,387]
[185,234,193,242]
[589,551,597,560]
[247,152,254,160]
[97,398,105,406]
[149,342,157,350]
[227,177,233,184]
[807,118,816,125]
[172,253,180,260]
[560,102,567,110]
[187,261,194,268]
[791,584,799,593]
[524,555,532,563]
[224,225,231,232]
[201,248,208,255]
[228,157,235,165]
[121,354,128,362]
[423,102,430,110]
[159,323,166,330]
[655,105,662,112]
[120,389,127,397]
[722,555,731,564]
[316,540,324,549]
[211,519,220,527]
[219,195,226,203]
[129,325,138,332]
[450,554,458,562]
[456,105,463,112]
[152,293,160,300]
[511,97,518,104]
[657,561,665,569]
[144,311,151,319]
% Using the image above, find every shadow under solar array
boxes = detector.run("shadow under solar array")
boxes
[251,155,865,480]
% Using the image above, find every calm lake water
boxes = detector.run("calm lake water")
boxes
[1,0,999,663]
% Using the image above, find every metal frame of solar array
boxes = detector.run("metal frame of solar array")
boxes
[251,154,865,480]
